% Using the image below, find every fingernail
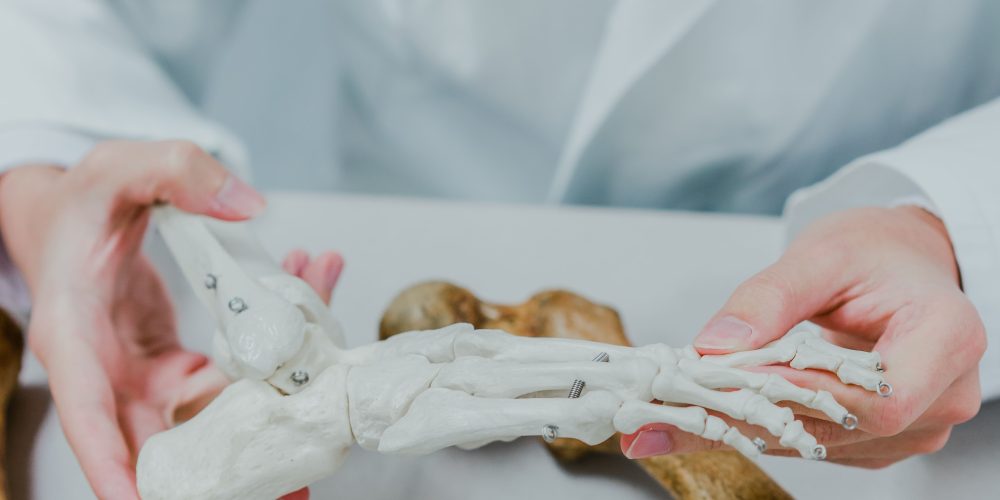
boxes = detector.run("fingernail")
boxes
[215,175,266,217]
[625,430,673,459]
[694,316,753,350]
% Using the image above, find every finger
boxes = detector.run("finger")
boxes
[300,251,344,304]
[860,292,986,436]
[41,328,139,498]
[81,140,265,220]
[766,426,952,461]
[280,487,310,500]
[693,246,855,354]
[161,354,231,426]
[282,249,310,275]
[631,409,870,458]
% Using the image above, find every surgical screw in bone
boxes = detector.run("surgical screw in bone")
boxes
[877,381,893,398]
[752,437,767,453]
[542,424,559,443]
[290,370,310,386]
[841,413,858,431]
[204,273,218,290]
[568,352,610,399]
[228,297,248,314]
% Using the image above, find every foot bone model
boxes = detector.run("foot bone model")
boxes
[137,208,891,500]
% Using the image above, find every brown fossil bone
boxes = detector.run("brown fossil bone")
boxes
[0,308,24,500]
[380,281,791,500]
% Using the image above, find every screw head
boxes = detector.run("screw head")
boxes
[542,424,559,443]
[290,370,310,386]
[752,437,767,453]
[204,273,218,290]
[228,297,248,314]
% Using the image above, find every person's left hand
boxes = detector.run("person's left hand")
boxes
[0,140,342,499]
[620,206,986,468]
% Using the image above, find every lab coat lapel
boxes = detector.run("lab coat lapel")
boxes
[546,0,716,203]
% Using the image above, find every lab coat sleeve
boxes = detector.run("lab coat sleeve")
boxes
[0,0,248,172]
[785,97,1000,401]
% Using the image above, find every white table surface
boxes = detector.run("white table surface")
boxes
[6,192,998,499]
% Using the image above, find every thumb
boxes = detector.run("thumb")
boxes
[85,140,265,221]
[694,251,846,354]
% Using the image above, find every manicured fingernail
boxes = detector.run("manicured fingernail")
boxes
[215,175,266,217]
[694,316,753,350]
[625,430,673,459]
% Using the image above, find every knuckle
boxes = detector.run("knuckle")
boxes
[914,429,952,455]
[163,140,207,175]
[740,268,797,312]
[944,396,981,426]
[871,394,916,437]
[802,419,841,446]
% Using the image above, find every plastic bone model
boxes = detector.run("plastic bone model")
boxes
[136,207,893,500]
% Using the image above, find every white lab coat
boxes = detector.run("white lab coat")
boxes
[0,0,997,398]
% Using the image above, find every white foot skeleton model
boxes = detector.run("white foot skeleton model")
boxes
[137,208,892,500]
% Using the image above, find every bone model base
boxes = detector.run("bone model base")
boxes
[137,208,892,500]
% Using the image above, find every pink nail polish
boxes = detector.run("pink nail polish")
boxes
[215,175,266,217]
[625,430,673,459]
[694,316,753,351]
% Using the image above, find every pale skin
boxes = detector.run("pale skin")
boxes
[621,206,987,467]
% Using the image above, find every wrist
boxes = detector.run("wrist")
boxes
[893,205,960,286]
[0,164,66,283]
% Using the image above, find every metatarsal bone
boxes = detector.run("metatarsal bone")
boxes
[613,401,760,457]
[378,389,622,454]
[433,357,657,401]
[454,329,633,362]
[347,356,441,450]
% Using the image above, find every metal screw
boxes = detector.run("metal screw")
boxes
[290,370,310,386]
[811,444,827,461]
[568,352,610,399]
[228,297,248,314]
[204,273,218,290]
[877,381,894,398]
[752,437,767,453]
[841,413,859,430]
[542,424,559,443]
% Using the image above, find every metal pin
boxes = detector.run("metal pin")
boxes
[542,424,559,443]
[568,352,610,399]
[290,370,310,386]
[752,437,767,453]
[228,297,248,314]
[877,381,894,398]
[811,444,827,461]
[204,273,218,290]
[841,413,859,430]
[875,361,885,373]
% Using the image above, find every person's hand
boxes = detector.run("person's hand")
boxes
[0,140,273,498]
[621,206,986,468]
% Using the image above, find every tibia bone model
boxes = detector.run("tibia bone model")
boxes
[138,208,892,500]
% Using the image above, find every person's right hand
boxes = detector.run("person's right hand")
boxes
[0,140,266,499]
